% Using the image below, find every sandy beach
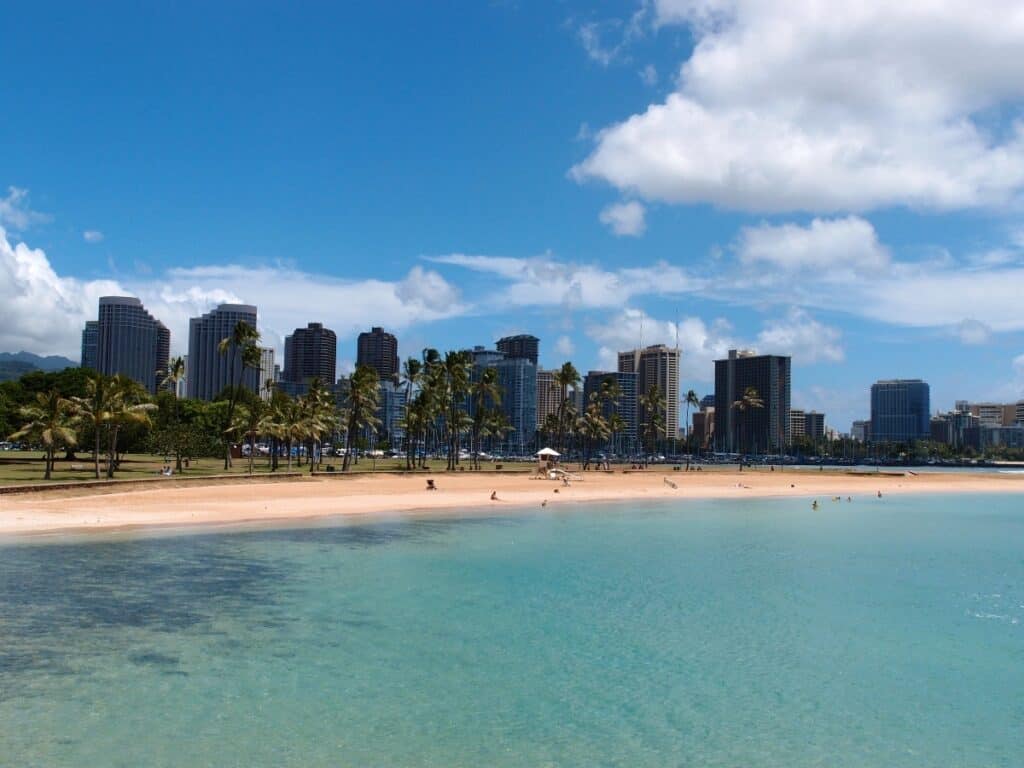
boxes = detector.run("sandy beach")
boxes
[1,468,1022,536]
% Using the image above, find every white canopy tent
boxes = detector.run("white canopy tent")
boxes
[535,448,561,457]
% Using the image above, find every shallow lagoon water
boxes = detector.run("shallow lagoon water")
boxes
[1,494,1022,767]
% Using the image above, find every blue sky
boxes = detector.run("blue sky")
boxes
[2,0,1024,430]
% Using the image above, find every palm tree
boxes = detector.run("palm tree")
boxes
[230,402,264,475]
[218,320,261,470]
[342,365,381,471]
[684,389,700,469]
[400,357,423,469]
[578,394,610,470]
[10,390,77,480]
[607,412,626,461]
[301,378,335,472]
[104,375,156,478]
[72,372,117,479]
[441,350,472,470]
[553,362,580,457]
[158,356,188,471]
[469,366,501,469]
[639,384,667,465]
[732,386,765,458]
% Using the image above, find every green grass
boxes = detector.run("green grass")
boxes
[0,451,542,487]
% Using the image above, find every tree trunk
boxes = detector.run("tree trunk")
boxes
[44,447,53,480]
[107,426,120,479]
[94,427,102,479]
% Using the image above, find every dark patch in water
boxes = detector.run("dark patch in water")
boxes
[128,651,179,667]
[0,516,481,692]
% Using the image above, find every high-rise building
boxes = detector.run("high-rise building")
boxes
[80,320,98,370]
[851,420,871,443]
[496,334,539,365]
[186,304,259,401]
[374,380,407,450]
[259,347,276,401]
[790,409,806,439]
[356,326,399,383]
[1017,401,1024,425]
[965,402,1018,427]
[692,406,714,449]
[466,347,538,454]
[536,369,560,428]
[582,370,639,454]
[284,322,337,386]
[804,411,825,441]
[618,345,681,436]
[714,349,791,453]
[93,296,170,394]
[870,379,930,443]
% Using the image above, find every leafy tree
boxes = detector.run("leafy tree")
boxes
[639,384,667,463]
[731,386,764,456]
[469,366,501,469]
[342,365,380,471]
[218,320,261,470]
[103,375,156,478]
[9,390,77,480]
[72,372,119,478]
[400,357,423,469]
[553,362,581,456]
[684,389,701,468]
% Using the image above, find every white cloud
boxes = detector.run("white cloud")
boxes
[428,253,701,309]
[755,307,844,363]
[587,305,843,383]
[737,216,889,275]
[0,226,120,359]
[586,307,737,382]
[639,64,658,86]
[0,228,467,361]
[714,216,1024,336]
[83,230,104,243]
[599,200,647,236]
[573,1,1024,212]
[554,335,575,356]
[578,21,624,66]
[0,187,50,231]
[953,318,993,345]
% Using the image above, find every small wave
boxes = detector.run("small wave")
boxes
[969,611,1019,625]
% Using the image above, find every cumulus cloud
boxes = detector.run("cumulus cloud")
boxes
[555,335,575,356]
[427,253,701,309]
[83,230,104,243]
[0,187,50,231]
[587,307,737,382]
[573,1,1024,213]
[599,200,647,236]
[737,216,889,275]
[587,305,843,383]
[755,307,844,363]
[639,64,658,86]
[0,228,467,360]
[712,216,1024,337]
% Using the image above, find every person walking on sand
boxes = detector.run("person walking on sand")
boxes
[490,490,498,501]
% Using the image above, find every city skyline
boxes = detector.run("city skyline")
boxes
[3,3,1024,432]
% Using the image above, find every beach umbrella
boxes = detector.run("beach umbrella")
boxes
[536,447,561,457]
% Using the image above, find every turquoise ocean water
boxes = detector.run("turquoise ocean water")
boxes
[1,494,1022,767]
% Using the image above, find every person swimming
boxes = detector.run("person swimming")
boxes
[811,500,819,510]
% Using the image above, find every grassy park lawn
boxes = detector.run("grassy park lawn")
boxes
[0,451,540,487]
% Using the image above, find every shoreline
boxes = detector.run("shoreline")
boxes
[1,469,1022,538]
